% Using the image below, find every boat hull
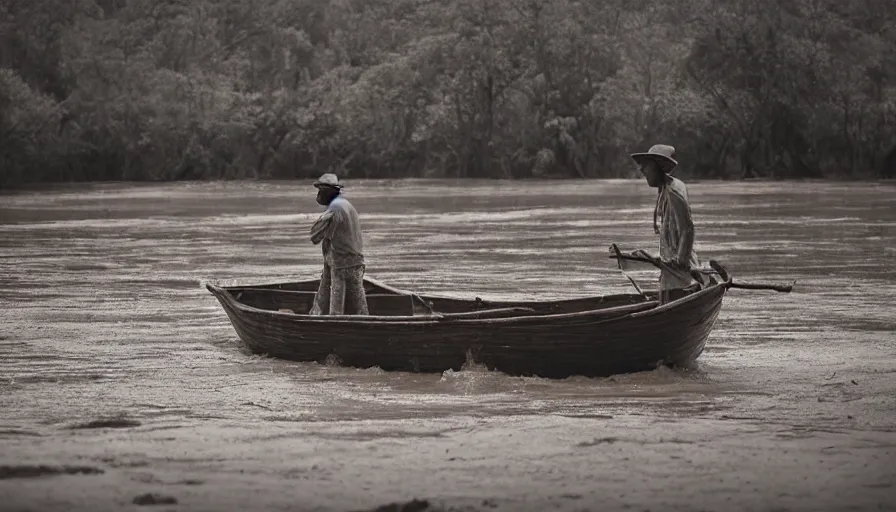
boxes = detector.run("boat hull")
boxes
[206,278,727,378]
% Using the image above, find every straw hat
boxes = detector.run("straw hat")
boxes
[630,144,678,174]
[313,173,344,189]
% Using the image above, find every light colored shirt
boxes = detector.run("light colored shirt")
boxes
[310,195,365,269]
[656,176,699,290]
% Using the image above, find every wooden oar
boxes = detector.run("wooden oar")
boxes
[609,243,648,297]
[363,276,438,314]
[607,246,794,293]
[433,307,538,321]
[728,281,794,292]
[607,244,705,284]
[708,260,794,292]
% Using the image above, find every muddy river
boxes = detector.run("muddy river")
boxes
[1,179,894,511]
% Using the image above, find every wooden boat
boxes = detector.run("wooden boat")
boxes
[205,252,791,378]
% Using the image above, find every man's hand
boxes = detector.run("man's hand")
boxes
[662,257,689,272]
[673,258,690,272]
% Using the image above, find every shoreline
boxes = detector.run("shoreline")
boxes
[3,176,896,195]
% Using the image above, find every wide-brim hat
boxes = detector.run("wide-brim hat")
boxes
[631,144,678,174]
[313,173,344,189]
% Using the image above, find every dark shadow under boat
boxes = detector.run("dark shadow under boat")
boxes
[205,262,736,378]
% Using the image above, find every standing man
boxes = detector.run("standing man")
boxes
[630,144,700,303]
[309,173,369,316]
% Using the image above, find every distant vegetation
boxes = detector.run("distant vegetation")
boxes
[2,0,895,188]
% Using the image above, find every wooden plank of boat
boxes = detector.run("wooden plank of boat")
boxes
[205,283,660,323]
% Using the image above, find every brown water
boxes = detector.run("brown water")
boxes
[1,179,894,511]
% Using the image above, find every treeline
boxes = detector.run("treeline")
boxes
[2,0,895,187]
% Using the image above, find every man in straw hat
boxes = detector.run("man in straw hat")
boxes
[309,173,369,315]
[630,144,701,303]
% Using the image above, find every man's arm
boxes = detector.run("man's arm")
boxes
[666,190,695,267]
[310,210,336,245]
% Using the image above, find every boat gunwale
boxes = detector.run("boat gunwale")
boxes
[221,275,657,305]
[205,268,732,326]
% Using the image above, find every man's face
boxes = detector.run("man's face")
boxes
[641,160,664,188]
[316,186,339,205]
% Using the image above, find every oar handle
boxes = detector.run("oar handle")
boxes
[608,246,707,282]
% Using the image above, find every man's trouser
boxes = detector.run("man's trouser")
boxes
[310,264,369,315]
[659,269,701,304]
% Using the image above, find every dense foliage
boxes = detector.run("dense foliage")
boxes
[2,0,895,186]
